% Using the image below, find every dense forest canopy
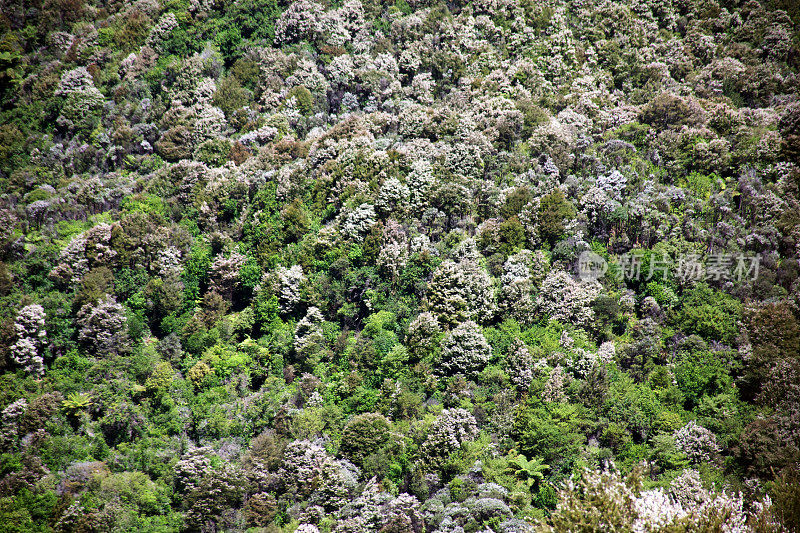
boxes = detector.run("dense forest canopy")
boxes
[0,0,799,531]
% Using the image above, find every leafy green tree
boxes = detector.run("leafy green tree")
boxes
[674,350,735,409]
[675,283,742,345]
[213,76,250,118]
[512,402,588,474]
[340,412,391,466]
[537,189,576,247]
[222,0,280,44]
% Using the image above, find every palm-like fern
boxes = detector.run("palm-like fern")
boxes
[504,451,550,491]
[62,392,92,414]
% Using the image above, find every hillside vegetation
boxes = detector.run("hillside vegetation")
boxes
[1,0,799,531]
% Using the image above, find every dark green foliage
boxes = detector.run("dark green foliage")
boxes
[478,217,526,258]
[640,93,695,128]
[0,124,26,174]
[516,98,549,138]
[501,187,533,219]
[216,26,243,67]
[281,198,310,244]
[736,417,800,478]
[604,377,662,445]
[156,126,193,161]
[619,318,664,382]
[340,412,391,465]
[674,283,742,345]
[287,85,314,116]
[213,76,250,118]
[537,188,575,247]
[745,301,800,363]
[98,9,152,53]
[194,138,232,167]
[221,0,280,44]
[769,465,800,533]
[674,350,735,409]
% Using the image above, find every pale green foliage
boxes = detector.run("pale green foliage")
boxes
[406,311,442,362]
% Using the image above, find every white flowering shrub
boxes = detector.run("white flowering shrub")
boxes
[506,341,534,392]
[280,438,359,511]
[10,304,47,377]
[598,341,616,364]
[336,478,423,532]
[406,312,442,362]
[582,186,621,229]
[239,125,279,147]
[377,220,409,280]
[375,177,409,216]
[410,73,435,105]
[275,0,325,45]
[342,203,377,242]
[536,270,601,329]
[571,348,603,378]
[309,455,360,512]
[55,67,105,131]
[498,251,536,325]
[440,321,492,377]
[174,447,214,494]
[542,365,568,403]
[277,265,306,314]
[420,408,478,467]
[668,469,707,509]
[280,439,329,499]
[3,0,798,529]
[632,489,688,532]
[209,252,246,297]
[183,462,246,530]
[470,497,514,522]
[294,306,325,359]
[497,518,535,533]
[77,295,129,356]
[548,466,638,531]
[405,159,436,212]
[673,421,721,464]
[154,246,183,278]
[191,102,228,143]
[51,223,117,285]
[148,12,179,49]
[597,170,628,201]
[1,398,27,448]
[426,259,495,326]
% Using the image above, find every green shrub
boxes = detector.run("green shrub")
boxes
[640,92,694,128]
[287,85,314,116]
[340,412,391,465]
[194,138,232,167]
[213,76,250,117]
[537,189,575,247]
[156,126,193,161]
[675,283,742,345]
